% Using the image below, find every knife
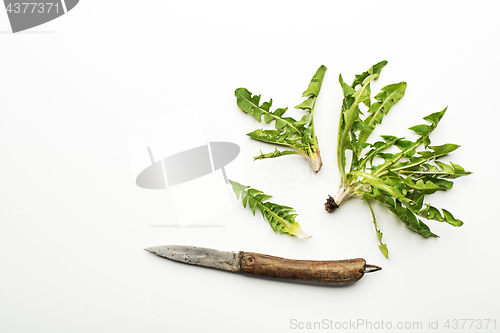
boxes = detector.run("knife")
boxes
[145,245,381,285]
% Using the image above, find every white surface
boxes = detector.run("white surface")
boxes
[1,1,499,332]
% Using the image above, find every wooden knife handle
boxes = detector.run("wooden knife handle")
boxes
[239,252,372,285]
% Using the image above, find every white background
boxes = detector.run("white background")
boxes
[1,1,499,332]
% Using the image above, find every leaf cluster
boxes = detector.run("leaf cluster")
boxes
[235,65,327,172]
[334,61,471,257]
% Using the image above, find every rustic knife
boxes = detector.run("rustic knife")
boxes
[145,245,381,285]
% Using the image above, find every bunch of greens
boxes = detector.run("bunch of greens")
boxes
[229,180,311,239]
[235,65,327,172]
[325,61,471,258]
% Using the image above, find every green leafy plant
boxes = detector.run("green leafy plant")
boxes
[325,61,471,258]
[229,180,311,239]
[235,65,327,172]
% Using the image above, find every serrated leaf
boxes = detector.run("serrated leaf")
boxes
[423,108,447,127]
[409,124,432,137]
[364,199,389,258]
[229,180,311,239]
[353,73,378,107]
[338,61,389,181]
[378,153,402,164]
[419,205,463,227]
[235,88,261,115]
[253,148,303,161]
[359,82,407,144]
[435,161,454,173]
[295,97,315,110]
[394,139,416,157]
[402,176,441,191]
[373,109,458,177]
[351,141,371,154]
[418,144,460,160]
[367,190,438,238]
[360,136,400,168]
[299,65,327,99]
[428,178,454,190]
[235,88,299,131]
[295,113,312,126]
[229,179,250,199]
[393,159,471,182]
[246,129,282,144]
[339,74,356,97]
[351,60,387,88]
[442,209,463,227]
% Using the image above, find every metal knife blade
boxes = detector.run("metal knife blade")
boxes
[144,245,240,272]
[145,245,381,285]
